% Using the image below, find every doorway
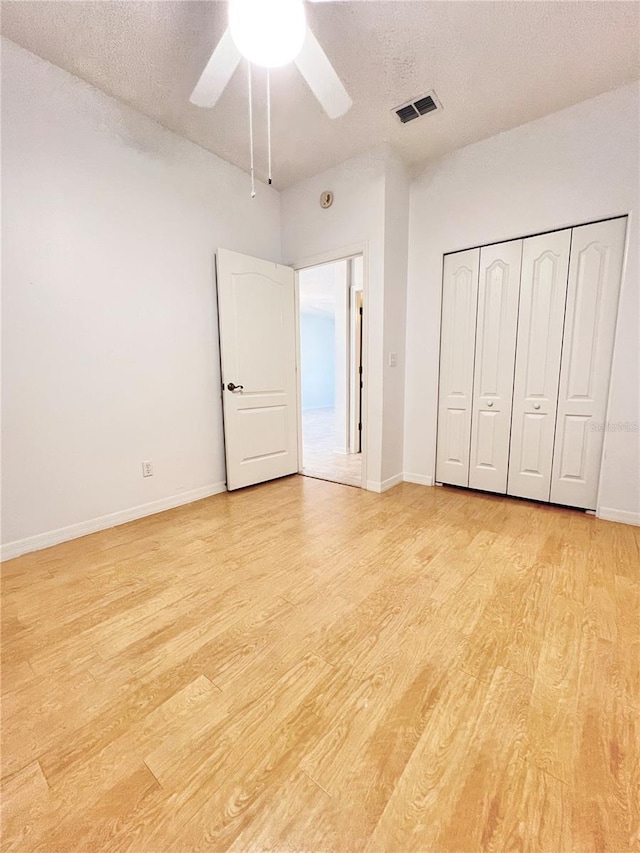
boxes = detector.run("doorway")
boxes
[297,255,364,487]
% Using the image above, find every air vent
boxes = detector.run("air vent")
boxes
[396,104,419,124]
[414,94,437,115]
[393,91,441,124]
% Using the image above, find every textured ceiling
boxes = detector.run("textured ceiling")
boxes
[2,1,639,188]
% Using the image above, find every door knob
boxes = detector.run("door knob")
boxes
[533,402,541,410]
[227,383,244,392]
[486,400,494,407]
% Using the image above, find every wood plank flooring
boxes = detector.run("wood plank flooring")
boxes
[1,476,638,852]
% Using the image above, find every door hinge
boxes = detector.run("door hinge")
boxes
[358,422,362,431]
[359,306,363,315]
[359,365,363,374]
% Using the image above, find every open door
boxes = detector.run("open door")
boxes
[217,248,298,490]
[350,287,364,454]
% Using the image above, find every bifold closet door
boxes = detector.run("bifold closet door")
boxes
[550,217,627,509]
[507,230,571,501]
[435,248,480,486]
[468,240,522,492]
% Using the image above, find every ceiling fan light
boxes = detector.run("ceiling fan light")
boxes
[229,0,306,68]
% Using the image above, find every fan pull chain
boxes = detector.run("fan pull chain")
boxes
[247,60,256,198]
[267,68,272,186]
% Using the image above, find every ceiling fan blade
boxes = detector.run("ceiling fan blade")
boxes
[190,28,242,108]
[294,25,352,119]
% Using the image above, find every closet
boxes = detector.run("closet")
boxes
[435,216,627,511]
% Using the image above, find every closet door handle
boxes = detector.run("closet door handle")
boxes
[486,400,494,407]
[533,402,541,410]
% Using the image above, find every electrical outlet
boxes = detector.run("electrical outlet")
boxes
[389,352,398,368]
[142,460,153,478]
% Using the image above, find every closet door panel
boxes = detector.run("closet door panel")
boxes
[550,217,627,509]
[508,230,571,502]
[436,249,480,486]
[469,240,522,492]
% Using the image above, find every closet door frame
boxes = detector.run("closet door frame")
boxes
[434,214,628,514]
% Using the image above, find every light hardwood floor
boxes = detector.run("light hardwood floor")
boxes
[1,477,638,852]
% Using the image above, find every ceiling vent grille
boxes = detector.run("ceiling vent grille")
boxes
[393,91,441,124]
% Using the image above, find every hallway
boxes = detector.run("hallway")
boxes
[302,407,362,487]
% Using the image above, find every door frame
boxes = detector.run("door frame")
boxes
[293,242,368,489]
[349,285,364,454]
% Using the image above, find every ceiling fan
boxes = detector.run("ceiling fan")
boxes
[190,0,352,120]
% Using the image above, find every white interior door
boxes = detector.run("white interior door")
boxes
[436,249,480,487]
[508,230,571,502]
[217,248,298,491]
[550,217,627,509]
[469,240,522,493]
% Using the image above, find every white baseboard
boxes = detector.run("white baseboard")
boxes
[596,507,640,526]
[0,482,227,562]
[366,473,404,494]
[403,472,434,487]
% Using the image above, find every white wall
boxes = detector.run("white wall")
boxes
[381,156,410,483]
[1,39,281,555]
[403,82,640,520]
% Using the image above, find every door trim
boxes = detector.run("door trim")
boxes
[292,243,368,490]
[349,284,364,454]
